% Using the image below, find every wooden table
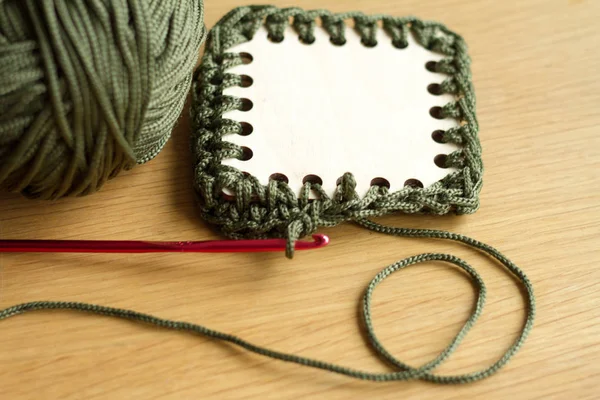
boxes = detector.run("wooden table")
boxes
[1,0,599,398]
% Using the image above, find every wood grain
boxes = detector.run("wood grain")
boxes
[1,0,599,398]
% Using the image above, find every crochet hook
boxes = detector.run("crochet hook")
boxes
[0,234,330,254]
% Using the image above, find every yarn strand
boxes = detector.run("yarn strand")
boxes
[0,223,534,384]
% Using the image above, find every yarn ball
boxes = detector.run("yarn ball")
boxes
[0,0,206,199]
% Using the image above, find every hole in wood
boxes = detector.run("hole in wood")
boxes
[370,177,391,189]
[330,37,347,46]
[427,83,443,95]
[303,174,323,186]
[269,173,289,184]
[429,106,445,119]
[432,130,446,143]
[425,61,438,72]
[393,40,408,49]
[238,146,253,161]
[404,179,424,188]
[361,38,378,48]
[434,154,449,168]
[239,98,253,111]
[239,122,253,136]
[268,34,284,43]
[240,52,253,64]
[240,75,254,88]
[299,36,316,45]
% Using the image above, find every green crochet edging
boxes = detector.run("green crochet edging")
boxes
[191,6,482,254]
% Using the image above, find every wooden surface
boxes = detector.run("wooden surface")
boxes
[1,0,599,398]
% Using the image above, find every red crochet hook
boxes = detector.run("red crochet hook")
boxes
[0,234,330,254]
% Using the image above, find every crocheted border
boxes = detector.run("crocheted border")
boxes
[191,6,482,242]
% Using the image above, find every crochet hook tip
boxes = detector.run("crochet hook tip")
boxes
[311,234,330,248]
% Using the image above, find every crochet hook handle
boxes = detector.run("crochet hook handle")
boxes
[0,234,330,254]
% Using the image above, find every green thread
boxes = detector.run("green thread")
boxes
[0,228,535,383]
[0,0,206,199]
[190,6,482,257]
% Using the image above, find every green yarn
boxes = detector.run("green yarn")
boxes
[190,6,482,257]
[0,224,535,384]
[0,0,206,199]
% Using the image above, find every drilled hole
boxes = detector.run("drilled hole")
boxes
[269,173,289,184]
[330,37,347,46]
[370,177,391,189]
[268,34,284,43]
[404,179,424,188]
[239,122,253,136]
[240,52,253,64]
[393,40,408,49]
[427,83,443,95]
[299,36,316,44]
[238,146,253,161]
[240,75,253,88]
[434,154,449,168]
[303,175,323,185]
[425,61,438,72]
[432,130,445,143]
[361,38,378,48]
[429,106,445,119]
[239,98,253,111]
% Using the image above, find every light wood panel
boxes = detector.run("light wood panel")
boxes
[1,0,599,398]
